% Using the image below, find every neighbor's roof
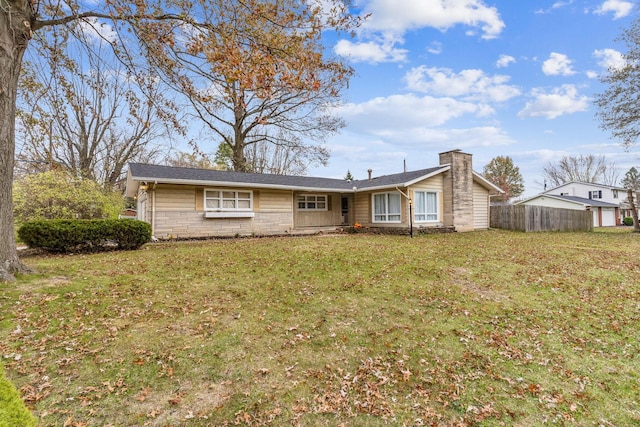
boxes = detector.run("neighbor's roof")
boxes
[517,194,620,208]
[125,163,457,197]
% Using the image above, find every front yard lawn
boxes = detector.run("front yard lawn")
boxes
[1,229,639,426]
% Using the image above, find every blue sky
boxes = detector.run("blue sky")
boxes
[307,0,640,197]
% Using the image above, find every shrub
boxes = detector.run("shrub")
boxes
[13,170,123,225]
[623,216,634,226]
[0,364,37,427]
[18,219,151,253]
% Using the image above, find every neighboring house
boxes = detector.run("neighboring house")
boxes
[124,149,502,239]
[118,208,137,219]
[516,181,628,227]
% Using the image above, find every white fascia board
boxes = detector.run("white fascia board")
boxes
[127,176,350,193]
[403,166,450,187]
[354,167,450,193]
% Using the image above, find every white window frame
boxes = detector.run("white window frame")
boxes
[297,194,328,211]
[590,190,602,200]
[372,192,402,223]
[414,191,439,223]
[204,188,253,212]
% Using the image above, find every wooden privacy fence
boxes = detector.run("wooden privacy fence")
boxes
[490,205,593,232]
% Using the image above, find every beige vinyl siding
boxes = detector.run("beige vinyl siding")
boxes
[294,193,342,228]
[155,184,197,210]
[257,189,292,212]
[354,192,371,226]
[355,189,408,228]
[409,175,444,226]
[472,182,489,229]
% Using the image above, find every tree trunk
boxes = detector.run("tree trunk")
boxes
[628,189,640,232]
[1,3,34,282]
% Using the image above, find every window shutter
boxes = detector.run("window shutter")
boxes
[327,195,332,211]
[599,190,602,199]
[195,188,204,211]
[254,190,260,210]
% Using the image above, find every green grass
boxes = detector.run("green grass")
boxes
[1,229,640,426]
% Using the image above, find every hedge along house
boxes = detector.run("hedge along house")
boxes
[125,150,502,239]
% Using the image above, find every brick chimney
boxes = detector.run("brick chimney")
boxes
[439,149,474,232]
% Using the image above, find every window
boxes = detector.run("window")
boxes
[613,190,619,199]
[373,192,401,223]
[298,194,327,211]
[589,190,602,200]
[414,191,438,222]
[205,189,252,211]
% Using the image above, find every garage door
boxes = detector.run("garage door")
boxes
[601,208,616,227]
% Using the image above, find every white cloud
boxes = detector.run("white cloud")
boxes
[542,52,576,76]
[76,17,117,44]
[336,94,491,130]
[594,0,633,19]
[593,48,625,71]
[496,54,516,68]
[404,66,521,103]
[518,84,589,119]
[334,38,408,63]
[359,0,505,40]
[553,0,574,9]
[427,41,443,55]
[534,1,573,15]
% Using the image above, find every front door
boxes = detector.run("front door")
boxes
[341,196,349,225]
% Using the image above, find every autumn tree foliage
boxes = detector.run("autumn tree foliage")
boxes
[595,16,640,149]
[542,154,619,188]
[0,0,358,282]
[482,156,524,202]
[141,0,353,173]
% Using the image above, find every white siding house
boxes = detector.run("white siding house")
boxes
[516,181,625,227]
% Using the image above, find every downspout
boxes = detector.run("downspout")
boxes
[151,181,157,239]
[395,187,413,238]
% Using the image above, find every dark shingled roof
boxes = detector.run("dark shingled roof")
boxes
[127,163,447,192]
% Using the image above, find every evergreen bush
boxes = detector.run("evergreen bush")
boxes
[18,219,151,252]
[0,364,36,427]
[623,216,634,226]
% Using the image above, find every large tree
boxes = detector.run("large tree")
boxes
[15,29,173,189]
[621,166,640,231]
[542,154,619,188]
[482,156,524,202]
[595,17,640,149]
[145,1,352,173]
[0,0,358,282]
